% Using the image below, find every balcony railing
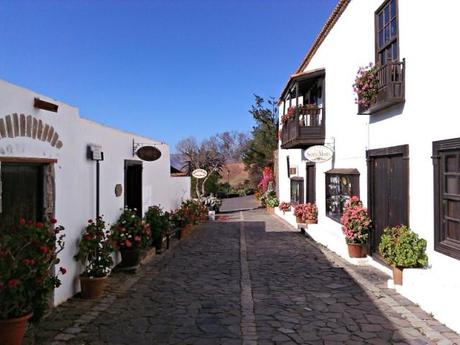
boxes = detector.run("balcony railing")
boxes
[281,106,325,149]
[358,59,405,115]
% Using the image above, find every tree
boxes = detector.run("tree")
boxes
[241,95,278,186]
[176,137,226,199]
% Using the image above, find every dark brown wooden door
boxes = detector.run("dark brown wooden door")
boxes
[0,163,44,231]
[306,163,316,203]
[125,161,143,217]
[367,145,409,253]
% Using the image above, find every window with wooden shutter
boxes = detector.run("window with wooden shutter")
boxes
[433,138,460,260]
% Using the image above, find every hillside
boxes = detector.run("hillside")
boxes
[219,162,249,186]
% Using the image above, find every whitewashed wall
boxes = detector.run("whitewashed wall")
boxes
[277,0,460,333]
[0,80,190,304]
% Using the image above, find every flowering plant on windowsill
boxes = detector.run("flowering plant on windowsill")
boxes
[75,216,113,278]
[0,219,66,321]
[110,208,152,250]
[340,196,372,244]
[294,203,318,222]
[278,202,291,213]
[353,63,379,110]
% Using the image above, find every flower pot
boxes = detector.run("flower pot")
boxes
[0,313,32,345]
[296,216,303,223]
[120,247,142,267]
[347,243,367,258]
[266,206,274,214]
[80,275,108,299]
[306,219,318,225]
[393,266,403,285]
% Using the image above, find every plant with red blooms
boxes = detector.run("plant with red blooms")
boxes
[340,196,372,244]
[278,202,291,213]
[353,63,379,109]
[294,203,318,222]
[0,219,65,321]
[257,167,274,193]
[75,217,113,278]
[110,208,151,250]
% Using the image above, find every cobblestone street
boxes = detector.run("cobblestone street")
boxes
[26,209,460,345]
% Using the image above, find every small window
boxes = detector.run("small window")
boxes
[375,0,399,65]
[290,178,304,205]
[325,169,360,222]
[433,138,460,260]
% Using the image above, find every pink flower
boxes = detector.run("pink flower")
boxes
[59,267,67,275]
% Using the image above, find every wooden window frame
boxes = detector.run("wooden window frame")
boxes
[433,138,460,260]
[375,0,400,65]
[325,170,360,223]
[290,177,304,205]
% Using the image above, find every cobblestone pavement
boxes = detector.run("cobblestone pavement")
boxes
[25,209,460,345]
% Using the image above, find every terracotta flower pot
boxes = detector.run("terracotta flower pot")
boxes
[296,216,303,223]
[120,247,142,267]
[306,219,318,225]
[0,313,32,345]
[266,206,274,214]
[347,243,367,258]
[80,275,108,299]
[393,266,403,285]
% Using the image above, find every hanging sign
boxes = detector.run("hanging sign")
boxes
[303,145,333,163]
[192,169,208,179]
[136,146,161,161]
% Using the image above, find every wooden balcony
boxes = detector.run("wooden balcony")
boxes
[358,60,405,115]
[281,106,325,149]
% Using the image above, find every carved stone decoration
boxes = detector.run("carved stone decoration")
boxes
[0,114,63,149]
[115,184,123,197]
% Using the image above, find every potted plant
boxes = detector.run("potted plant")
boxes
[379,225,428,285]
[74,217,113,299]
[294,203,318,224]
[203,195,222,213]
[264,192,279,214]
[144,206,171,252]
[340,196,372,258]
[0,219,65,345]
[170,208,191,239]
[110,208,152,268]
[279,201,291,214]
[353,63,379,112]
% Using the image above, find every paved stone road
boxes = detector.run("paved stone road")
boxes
[26,209,460,345]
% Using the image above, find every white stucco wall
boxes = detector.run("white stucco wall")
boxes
[0,80,190,304]
[277,0,460,333]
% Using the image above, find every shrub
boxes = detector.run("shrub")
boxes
[379,225,428,268]
[0,219,65,321]
[110,208,152,250]
[203,195,222,212]
[75,217,113,278]
[144,206,171,250]
[264,193,279,208]
[340,196,371,244]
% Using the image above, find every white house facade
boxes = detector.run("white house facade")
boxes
[276,0,460,333]
[0,79,190,304]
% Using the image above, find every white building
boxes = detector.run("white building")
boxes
[276,0,460,333]
[0,79,190,304]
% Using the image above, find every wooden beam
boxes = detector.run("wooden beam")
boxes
[34,98,58,112]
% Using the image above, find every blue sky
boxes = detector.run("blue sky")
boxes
[0,0,337,151]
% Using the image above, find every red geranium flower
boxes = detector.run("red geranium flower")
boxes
[7,279,20,288]
[19,219,26,225]
[50,218,57,224]
[134,235,141,242]
[40,246,50,254]
[124,240,132,248]
[59,267,67,275]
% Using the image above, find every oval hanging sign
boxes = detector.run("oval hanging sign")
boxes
[304,145,334,163]
[192,169,208,179]
[136,146,162,161]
